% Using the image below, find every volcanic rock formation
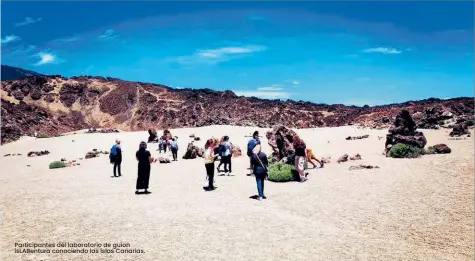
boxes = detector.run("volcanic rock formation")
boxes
[182,141,204,159]
[384,110,427,154]
[266,125,298,160]
[1,73,474,144]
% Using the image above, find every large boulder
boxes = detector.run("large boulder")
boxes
[148,129,158,143]
[266,125,298,160]
[430,144,452,154]
[385,110,427,154]
[182,141,204,159]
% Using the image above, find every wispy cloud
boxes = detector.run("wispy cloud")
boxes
[9,45,36,56]
[15,17,42,27]
[56,37,80,43]
[172,45,266,65]
[34,52,58,66]
[363,47,402,54]
[234,90,290,99]
[257,86,284,91]
[292,80,300,85]
[98,29,119,40]
[1,35,21,44]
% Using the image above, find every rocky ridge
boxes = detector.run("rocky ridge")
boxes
[1,74,473,144]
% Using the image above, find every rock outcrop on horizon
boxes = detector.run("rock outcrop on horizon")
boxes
[1,73,473,144]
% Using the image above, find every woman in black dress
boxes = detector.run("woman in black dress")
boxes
[135,141,153,195]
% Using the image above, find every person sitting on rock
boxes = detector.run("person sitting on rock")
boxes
[306,148,324,169]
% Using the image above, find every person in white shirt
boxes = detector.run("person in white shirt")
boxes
[203,138,217,191]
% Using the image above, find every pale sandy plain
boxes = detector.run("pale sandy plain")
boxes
[0,125,473,261]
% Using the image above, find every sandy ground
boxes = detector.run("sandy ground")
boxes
[0,125,473,261]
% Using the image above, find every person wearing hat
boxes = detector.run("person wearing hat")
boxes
[135,141,153,194]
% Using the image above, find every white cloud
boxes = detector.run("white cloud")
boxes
[15,17,42,27]
[98,29,119,40]
[1,35,21,44]
[57,37,79,43]
[257,86,284,91]
[363,47,402,54]
[172,45,266,65]
[292,80,300,85]
[234,90,290,99]
[34,52,57,66]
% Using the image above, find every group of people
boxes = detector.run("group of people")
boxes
[108,130,322,200]
[157,137,179,161]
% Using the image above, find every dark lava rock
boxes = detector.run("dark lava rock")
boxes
[449,123,469,137]
[385,110,427,154]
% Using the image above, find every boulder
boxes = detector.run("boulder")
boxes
[337,154,349,163]
[158,157,171,163]
[350,154,362,160]
[449,123,469,137]
[385,110,427,154]
[148,129,158,143]
[346,135,369,140]
[27,150,50,157]
[428,144,452,154]
[266,125,299,160]
[183,141,204,159]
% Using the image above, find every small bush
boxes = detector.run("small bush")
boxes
[49,161,66,169]
[37,133,49,138]
[268,163,296,182]
[267,154,278,164]
[425,146,436,155]
[389,143,424,158]
[465,120,474,126]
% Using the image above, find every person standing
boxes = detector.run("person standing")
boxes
[135,141,153,194]
[247,131,261,176]
[293,136,307,182]
[251,144,268,201]
[203,139,217,191]
[110,139,122,177]
[170,138,179,161]
[221,136,233,175]
[162,137,167,154]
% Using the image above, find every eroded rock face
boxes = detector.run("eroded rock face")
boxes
[385,110,427,153]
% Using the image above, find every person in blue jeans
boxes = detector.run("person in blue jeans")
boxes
[250,144,268,201]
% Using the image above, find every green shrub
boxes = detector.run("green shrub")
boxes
[37,133,49,138]
[267,154,278,164]
[49,161,66,169]
[268,163,296,182]
[389,143,424,158]
[465,120,474,126]
[425,146,436,155]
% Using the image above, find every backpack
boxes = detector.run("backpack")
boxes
[110,145,117,156]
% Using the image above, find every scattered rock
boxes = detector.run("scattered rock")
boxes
[385,110,427,155]
[349,165,380,170]
[189,134,195,138]
[27,165,31,167]
[449,123,469,137]
[231,145,242,157]
[84,150,108,159]
[321,157,331,163]
[158,157,171,164]
[345,135,369,140]
[349,154,362,160]
[427,144,452,154]
[85,128,119,134]
[194,137,201,141]
[337,154,349,163]
[27,150,50,157]
[61,158,67,162]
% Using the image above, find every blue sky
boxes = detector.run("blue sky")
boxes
[2,1,474,105]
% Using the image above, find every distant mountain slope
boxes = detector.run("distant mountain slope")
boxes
[1,65,43,81]
[1,71,473,144]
